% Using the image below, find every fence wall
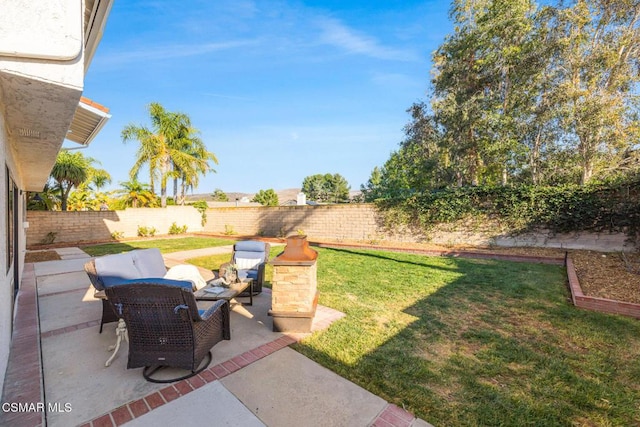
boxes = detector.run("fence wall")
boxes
[26,206,203,246]
[27,204,634,252]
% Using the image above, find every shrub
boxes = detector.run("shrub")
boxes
[40,232,57,245]
[168,222,188,234]
[378,174,640,244]
[137,225,157,237]
[110,231,124,240]
[224,224,236,235]
[191,200,208,226]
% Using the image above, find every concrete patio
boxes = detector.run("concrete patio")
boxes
[1,246,432,427]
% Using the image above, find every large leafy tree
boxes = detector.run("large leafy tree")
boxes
[211,188,229,201]
[369,0,639,196]
[547,0,640,184]
[252,189,279,206]
[122,102,218,207]
[49,151,110,211]
[302,173,350,203]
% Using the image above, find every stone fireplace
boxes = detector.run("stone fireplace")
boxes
[268,235,318,332]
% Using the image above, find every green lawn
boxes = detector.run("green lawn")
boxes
[286,247,640,426]
[80,236,236,256]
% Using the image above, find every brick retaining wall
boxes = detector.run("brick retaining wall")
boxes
[27,204,635,252]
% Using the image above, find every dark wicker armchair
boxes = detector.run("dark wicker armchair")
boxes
[105,280,230,382]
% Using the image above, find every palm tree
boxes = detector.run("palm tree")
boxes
[122,102,218,207]
[27,183,59,211]
[115,180,157,208]
[171,125,218,204]
[50,151,108,211]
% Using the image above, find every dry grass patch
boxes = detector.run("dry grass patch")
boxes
[25,251,61,263]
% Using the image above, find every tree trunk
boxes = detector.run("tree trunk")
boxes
[531,127,542,185]
[173,176,178,200]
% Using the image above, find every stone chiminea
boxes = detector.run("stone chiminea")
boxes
[268,235,318,332]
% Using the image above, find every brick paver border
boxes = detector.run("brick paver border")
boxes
[80,335,298,427]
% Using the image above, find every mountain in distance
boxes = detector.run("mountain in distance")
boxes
[185,188,302,204]
[185,188,362,204]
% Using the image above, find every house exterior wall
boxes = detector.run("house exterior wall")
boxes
[0,0,97,388]
[0,101,27,388]
[0,102,9,383]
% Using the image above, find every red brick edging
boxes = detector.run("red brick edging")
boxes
[0,264,45,427]
[566,257,640,319]
[371,404,416,427]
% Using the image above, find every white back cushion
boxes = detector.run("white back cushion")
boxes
[132,248,167,277]
[234,256,262,271]
[94,252,140,287]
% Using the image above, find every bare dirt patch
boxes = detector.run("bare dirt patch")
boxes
[25,251,61,263]
[570,251,640,304]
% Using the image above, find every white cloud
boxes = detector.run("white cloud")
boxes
[96,39,260,67]
[315,17,418,62]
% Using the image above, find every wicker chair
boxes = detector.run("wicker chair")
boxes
[84,259,119,333]
[105,280,230,382]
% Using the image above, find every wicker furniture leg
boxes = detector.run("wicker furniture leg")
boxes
[105,319,128,367]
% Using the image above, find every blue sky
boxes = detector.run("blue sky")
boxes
[73,0,453,194]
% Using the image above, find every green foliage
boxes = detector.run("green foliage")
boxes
[211,189,229,201]
[137,225,157,237]
[224,224,236,235]
[371,0,640,193]
[191,200,209,226]
[380,175,640,243]
[50,151,111,211]
[40,232,57,245]
[302,173,350,203]
[252,188,279,206]
[115,180,157,208]
[168,222,188,234]
[110,231,124,240]
[122,102,218,208]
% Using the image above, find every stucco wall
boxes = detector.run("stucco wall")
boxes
[0,101,10,387]
[0,107,27,389]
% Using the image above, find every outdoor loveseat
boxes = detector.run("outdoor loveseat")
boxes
[84,248,210,332]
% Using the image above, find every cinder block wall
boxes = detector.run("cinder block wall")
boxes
[27,204,634,252]
[202,204,382,241]
[26,206,203,246]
